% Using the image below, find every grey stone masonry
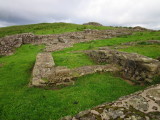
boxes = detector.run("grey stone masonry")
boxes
[87,47,160,83]
[31,52,54,86]
[0,27,149,56]
[46,64,119,87]
[31,52,119,87]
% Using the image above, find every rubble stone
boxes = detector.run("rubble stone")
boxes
[86,48,160,83]
[0,27,148,56]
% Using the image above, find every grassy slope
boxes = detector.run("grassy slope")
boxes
[0,23,160,120]
[0,45,144,119]
[0,22,115,38]
[119,44,160,59]
[53,31,160,68]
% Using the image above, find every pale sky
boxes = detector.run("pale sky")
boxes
[0,0,160,29]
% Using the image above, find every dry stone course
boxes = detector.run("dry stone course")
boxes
[45,64,119,86]
[31,52,54,86]
[83,22,103,26]
[87,47,160,84]
[147,40,160,44]
[31,52,119,87]
[0,27,148,56]
[121,40,160,46]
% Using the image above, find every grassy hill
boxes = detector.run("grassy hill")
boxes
[0,23,160,120]
[0,22,115,38]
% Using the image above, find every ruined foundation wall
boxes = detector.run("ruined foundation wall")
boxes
[0,28,147,56]
[87,48,160,83]
[31,52,119,87]
[61,84,160,120]
[31,52,55,86]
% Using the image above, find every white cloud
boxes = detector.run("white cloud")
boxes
[0,0,160,29]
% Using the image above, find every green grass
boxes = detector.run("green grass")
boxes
[0,22,115,38]
[0,45,145,120]
[52,31,160,68]
[55,31,160,52]
[119,44,160,59]
[1,24,160,120]
[53,52,95,68]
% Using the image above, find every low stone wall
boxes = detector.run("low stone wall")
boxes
[83,22,103,26]
[31,52,55,86]
[61,84,160,120]
[0,34,23,55]
[121,40,160,46]
[31,52,119,87]
[0,33,51,55]
[147,40,160,44]
[45,64,119,86]
[87,47,160,83]
[0,27,148,56]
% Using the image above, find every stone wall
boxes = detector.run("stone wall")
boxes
[31,52,119,87]
[45,64,119,87]
[83,22,103,26]
[0,34,23,55]
[31,52,54,86]
[61,84,160,120]
[87,47,160,83]
[0,33,50,55]
[0,28,148,56]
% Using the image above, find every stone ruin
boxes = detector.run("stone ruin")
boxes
[0,26,159,119]
[30,45,160,87]
[61,84,160,120]
[0,27,149,56]
[133,26,150,31]
[83,22,103,26]
[31,52,119,87]
[86,47,160,84]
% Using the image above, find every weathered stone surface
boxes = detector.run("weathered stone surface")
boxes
[0,27,148,56]
[47,66,74,86]
[87,47,160,83]
[58,36,68,43]
[83,22,103,26]
[0,33,43,56]
[31,52,55,86]
[157,56,160,61]
[61,84,160,120]
[45,64,119,87]
[127,95,149,111]
[44,28,135,52]
[31,51,119,87]
[133,26,149,31]
[121,40,160,47]
[146,40,160,44]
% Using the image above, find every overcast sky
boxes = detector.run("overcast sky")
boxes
[0,0,160,29]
